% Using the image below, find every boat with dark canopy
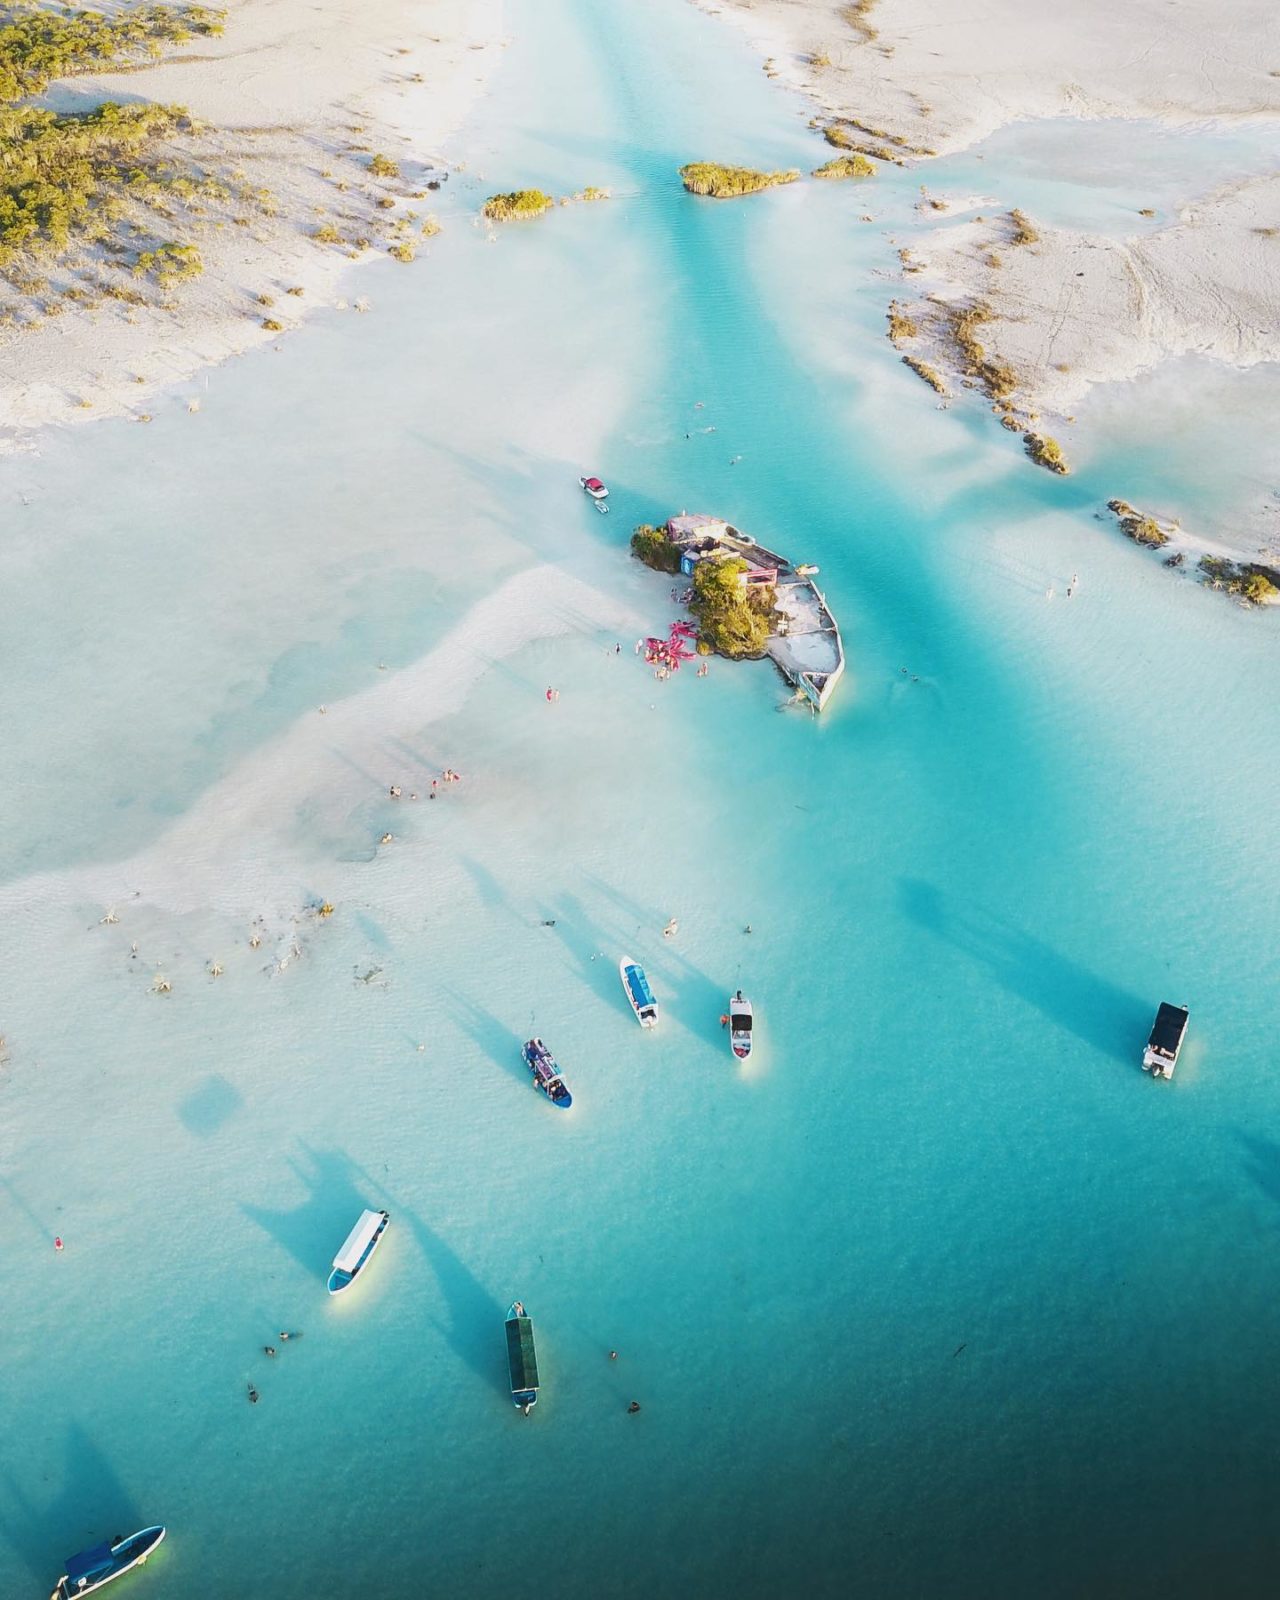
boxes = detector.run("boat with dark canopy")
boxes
[1142,1002,1188,1079]
[728,990,753,1060]
[522,1037,573,1108]
[50,1526,166,1599]
[506,1300,540,1414]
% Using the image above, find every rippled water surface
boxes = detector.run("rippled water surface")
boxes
[3,2,1279,1597]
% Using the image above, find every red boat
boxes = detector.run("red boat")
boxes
[579,475,609,500]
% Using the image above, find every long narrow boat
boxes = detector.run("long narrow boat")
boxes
[506,1300,540,1414]
[728,990,754,1060]
[522,1037,573,1108]
[619,956,658,1028]
[327,1208,390,1295]
[50,1526,166,1599]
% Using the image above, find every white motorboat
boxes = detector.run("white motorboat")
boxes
[327,1208,390,1295]
[728,990,753,1060]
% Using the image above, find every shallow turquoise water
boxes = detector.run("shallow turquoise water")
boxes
[3,2,1280,1597]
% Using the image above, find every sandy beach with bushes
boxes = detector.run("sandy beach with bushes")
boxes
[697,0,1280,562]
[0,0,505,442]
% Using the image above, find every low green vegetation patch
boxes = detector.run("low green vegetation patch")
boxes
[1107,499,1168,547]
[691,557,774,658]
[841,0,879,41]
[678,162,799,198]
[481,188,553,221]
[0,4,222,102]
[1199,556,1280,604]
[1023,432,1069,474]
[0,101,212,269]
[631,524,682,575]
[812,154,875,180]
[133,240,201,284]
[886,301,917,343]
[0,6,232,283]
[949,302,1019,405]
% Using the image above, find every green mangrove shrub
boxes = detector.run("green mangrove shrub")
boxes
[631,525,682,575]
[482,189,553,221]
[678,163,799,198]
[691,557,773,658]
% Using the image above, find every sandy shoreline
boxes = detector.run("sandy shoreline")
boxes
[692,0,1280,572]
[0,0,507,443]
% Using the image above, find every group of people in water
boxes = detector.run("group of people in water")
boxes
[246,1332,301,1403]
[386,767,462,805]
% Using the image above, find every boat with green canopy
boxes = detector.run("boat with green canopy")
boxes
[505,1300,540,1414]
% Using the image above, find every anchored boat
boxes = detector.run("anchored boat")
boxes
[728,990,753,1060]
[619,956,658,1027]
[522,1037,573,1108]
[327,1208,390,1295]
[579,475,609,501]
[506,1300,540,1413]
[50,1526,165,1599]
[1142,1003,1188,1080]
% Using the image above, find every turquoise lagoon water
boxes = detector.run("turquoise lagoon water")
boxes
[3,1,1280,1596]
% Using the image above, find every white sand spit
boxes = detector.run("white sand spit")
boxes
[0,563,641,919]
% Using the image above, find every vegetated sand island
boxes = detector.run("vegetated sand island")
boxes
[0,0,507,442]
[679,161,799,197]
[692,0,1280,575]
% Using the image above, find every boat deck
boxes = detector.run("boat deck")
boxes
[767,577,845,709]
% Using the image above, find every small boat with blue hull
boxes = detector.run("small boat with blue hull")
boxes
[522,1037,572,1108]
[506,1300,540,1413]
[327,1207,390,1295]
[51,1525,165,1599]
[728,990,753,1060]
[620,955,658,1027]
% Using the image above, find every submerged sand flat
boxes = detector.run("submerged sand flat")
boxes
[4,2,1280,1594]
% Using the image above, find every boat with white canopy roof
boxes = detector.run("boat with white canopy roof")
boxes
[327,1208,390,1295]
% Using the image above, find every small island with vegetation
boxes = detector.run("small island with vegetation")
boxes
[482,189,554,222]
[1023,431,1069,474]
[1105,499,1280,604]
[630,514,844,709]
[1108,499,1168,547]
[678,163,800,199]
[812,154,875,180]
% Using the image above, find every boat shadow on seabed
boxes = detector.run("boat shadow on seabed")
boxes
[0,1422,140,1585]
[899,878,1150,1066]
[241,1144,377,1278]
[402,1211,510,1401]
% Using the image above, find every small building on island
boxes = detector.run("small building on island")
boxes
[659,514,845,710]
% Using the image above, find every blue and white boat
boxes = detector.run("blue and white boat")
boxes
[506,1300,540,1414]
[50,1526,165,1599]
[522,1037,572,1108]
[327,1208,390,1295]
[619,955,658,1027]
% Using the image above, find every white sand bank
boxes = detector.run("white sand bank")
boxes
[696,0,1280,554]
[697,0,1280,156]
[897,173,1280,416]
[0,0,507,442]
[0,563,640,925]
